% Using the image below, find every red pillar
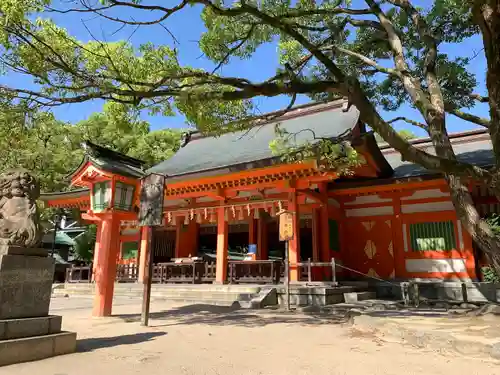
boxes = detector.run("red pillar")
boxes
[319,183,330,262]
[257,215,269,260]
[248,217,257,246]
[91,224,102,282]
[177,220,199,258]
[175,217,182,258]
[92,214,120,317]
[138,226,151,283]
[318,184,331,280]
[215,207,228,283]
[289,191,301,281]
[311,208,321,280]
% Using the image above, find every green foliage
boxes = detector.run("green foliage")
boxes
[482,214,500,281]
[270,124,362,175]
[482,266,500,283]
[0,0,491,183]
[0,102,181,196]
[73,224,96,263]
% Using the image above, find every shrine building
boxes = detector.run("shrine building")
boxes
[40,99,495,316]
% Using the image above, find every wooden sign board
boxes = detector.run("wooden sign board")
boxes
[138,173,165,227]
[278,210,294,241]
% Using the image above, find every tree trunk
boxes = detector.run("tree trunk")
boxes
[474,1,500,168]
[447,174,500,274]
[429,117,500,277]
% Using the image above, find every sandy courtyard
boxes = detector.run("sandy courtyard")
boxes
[1,297,498,375]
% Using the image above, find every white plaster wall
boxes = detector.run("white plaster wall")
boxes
[401,201,454,213]
[405,258,467,273]
[345,206,394,217]
[401,188,450,201]
[344,194,393,205]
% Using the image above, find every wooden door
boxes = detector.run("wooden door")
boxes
[345,219,395,279]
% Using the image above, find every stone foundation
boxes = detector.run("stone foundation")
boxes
[0,247,77,366]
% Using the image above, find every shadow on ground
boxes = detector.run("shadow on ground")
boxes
[112,304,350,327]
[77,332,167,352]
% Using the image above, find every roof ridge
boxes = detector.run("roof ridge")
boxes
[378,128,489,151]
[186,98,347,143]
[82,140,146,168]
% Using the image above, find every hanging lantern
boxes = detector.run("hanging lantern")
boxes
[246,204,251,216]
[167,211,172,223]
[231,205,236,218]
[204,208,208,219]
[190,209,194,220]
[278,201,283,211]
[237,207,244,221]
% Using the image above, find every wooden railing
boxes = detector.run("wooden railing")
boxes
[66,266,92,283]
[291,258,339,284]
[116,264,139,283]
[228,260,281,284]
[65,259,335,285]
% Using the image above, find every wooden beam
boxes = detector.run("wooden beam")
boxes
[298,189,326,204]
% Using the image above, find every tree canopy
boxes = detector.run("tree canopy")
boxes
[0,101,180,193]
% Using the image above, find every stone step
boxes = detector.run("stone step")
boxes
[58,283,262,294]
[343,291,377,303]
[0,331,76,367]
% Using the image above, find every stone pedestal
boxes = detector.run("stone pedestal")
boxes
[0,246,77,367]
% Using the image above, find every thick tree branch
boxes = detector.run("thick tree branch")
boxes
[446,106,491,128]
[333,46,400,77]
[388,116,428,130]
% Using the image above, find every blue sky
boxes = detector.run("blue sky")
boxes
[2,1,489,137]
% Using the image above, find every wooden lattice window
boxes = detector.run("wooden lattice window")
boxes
[92,182,111,211]
[329,219,340,252]
[114,182,135,211]
[409,221,456,251]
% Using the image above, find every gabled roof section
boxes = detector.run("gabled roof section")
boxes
[148,99,362,178]
[69,141,146,181]
[381,129,493,178]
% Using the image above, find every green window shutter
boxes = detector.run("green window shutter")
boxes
[121,241,139,259]
[409,221,456,251]
[329,219,340,252]
[92,182,110,211]
[114,182,135,211]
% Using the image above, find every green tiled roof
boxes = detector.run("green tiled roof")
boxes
[381,130,493,178]
[148,100,361,178]
[69,141,146,180]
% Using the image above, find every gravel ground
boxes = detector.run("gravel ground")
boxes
[1,297,499,375]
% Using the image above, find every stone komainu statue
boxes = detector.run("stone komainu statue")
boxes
[0,169,41,247]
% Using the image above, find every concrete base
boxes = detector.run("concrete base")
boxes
[0,331,76,367]
[351,280,500,303]
[275,286,366,306]
[0,315,62,340]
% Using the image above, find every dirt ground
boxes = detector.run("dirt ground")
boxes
[1,297,499,375]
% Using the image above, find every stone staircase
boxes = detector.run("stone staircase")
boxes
[52,283,277,308]
[52,282,376,309]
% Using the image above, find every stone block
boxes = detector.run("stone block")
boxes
[0,255,54,319]
[0,245,48,257]
[0,315,62,340]
[53,331,77,356]
[0,331,76,367]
